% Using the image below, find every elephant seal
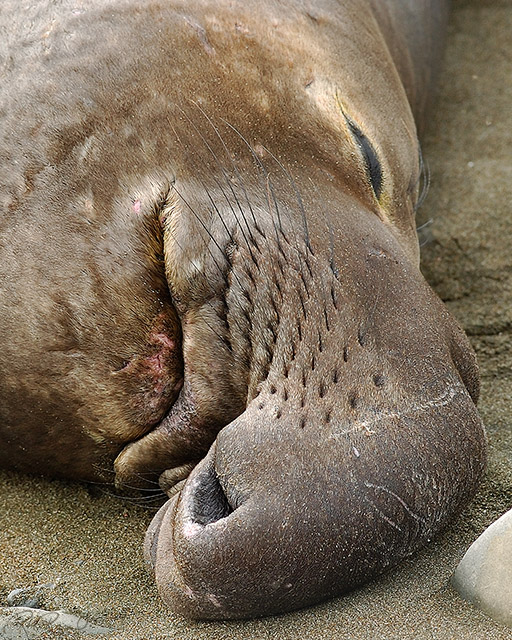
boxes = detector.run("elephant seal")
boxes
[0,0,486,620]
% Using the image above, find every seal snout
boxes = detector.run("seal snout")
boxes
[147,378,486,620]
[143,248,488,620]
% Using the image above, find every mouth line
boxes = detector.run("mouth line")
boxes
[158,462,197,497]
[114,374,222,491]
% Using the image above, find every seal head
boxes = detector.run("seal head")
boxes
[0,0,485,620]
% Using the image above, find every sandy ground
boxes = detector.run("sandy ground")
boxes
[1,1,511,638]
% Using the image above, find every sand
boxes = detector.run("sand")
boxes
[1,0,511,638]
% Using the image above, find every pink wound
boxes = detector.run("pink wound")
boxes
[152,332,176,351]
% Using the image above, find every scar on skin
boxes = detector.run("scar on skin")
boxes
[362,496,403,532]
[363,481,426,523]
[331,383,465,439]
[207,593,222,608]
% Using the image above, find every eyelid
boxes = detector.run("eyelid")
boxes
[345,116,383,199]
[335,94,383,200]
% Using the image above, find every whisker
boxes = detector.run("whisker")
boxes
[163,119,250,330]
[175,105,257,259]
[417,217,434,247]
[416,218,434,232]
[258,144,312,255]
[414,144,431,211]
[327,221,340,279]
[171,185,232,282]
[115,483,166,493]
[191,102,259,232]
[264,172,287,256]
[220,120,283,243]
[98,490,164,510]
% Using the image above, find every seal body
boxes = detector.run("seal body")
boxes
[0,0,486,619]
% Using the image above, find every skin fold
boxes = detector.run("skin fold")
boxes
[0,0,486,620]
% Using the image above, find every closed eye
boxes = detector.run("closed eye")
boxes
[345,117,383,199]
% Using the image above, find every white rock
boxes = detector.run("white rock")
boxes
[452,508,512,628]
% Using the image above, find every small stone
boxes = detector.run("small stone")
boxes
[451,508,512,628]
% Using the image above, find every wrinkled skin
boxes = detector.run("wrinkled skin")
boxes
[0,0,486,620]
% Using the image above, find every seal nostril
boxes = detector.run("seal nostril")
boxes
[190,462,234,526]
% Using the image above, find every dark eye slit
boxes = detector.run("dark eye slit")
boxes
[345,117,383,199]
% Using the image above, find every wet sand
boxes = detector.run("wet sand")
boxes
[1,0,511,638]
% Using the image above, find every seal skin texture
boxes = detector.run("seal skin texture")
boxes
[0,0,486,620]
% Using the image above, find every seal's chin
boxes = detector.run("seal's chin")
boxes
[144,497,174,573]
[144,446,235,573]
